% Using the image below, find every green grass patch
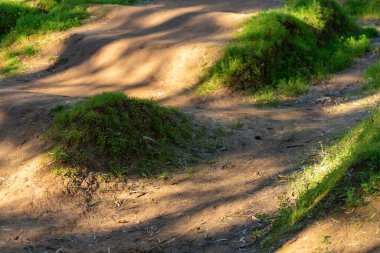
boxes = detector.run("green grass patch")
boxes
[197,0,373,103]
[287,0,359,40]
[0,0,131,75]
[263,107,380,248]
[345,0,380,19]
[0,1,37,37]
[49,93,222,177]
[364,60,380,90]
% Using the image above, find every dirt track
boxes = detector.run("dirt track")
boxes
[0,1,380,252]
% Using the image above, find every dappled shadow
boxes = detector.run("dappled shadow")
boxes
[0,0,380,252]
[0,0,282,99]
[0,89,379,252]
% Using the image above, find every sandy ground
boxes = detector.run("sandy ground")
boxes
[0,1,380,252]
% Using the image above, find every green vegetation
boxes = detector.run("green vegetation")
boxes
[0,0,130,75]
[287,0,359,40]
[263,107,380,247]
[345,0,380,19]
[365,60,380,90]
[197,0,374,103]
[0,1,36,37]
[49,93,220,177]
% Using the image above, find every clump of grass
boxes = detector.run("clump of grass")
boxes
[264,107,380,247]
[49,93,205,176]
[364,60,380,90]
[336,164,380,208]
[1,45,39,74]
[2,57,21,74]
[198,0,373,103]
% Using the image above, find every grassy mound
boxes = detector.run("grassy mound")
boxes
[50,93,197,176]
[263,106,380,248]
[198,0,373,102]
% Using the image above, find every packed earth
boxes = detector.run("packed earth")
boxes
[1,0,380,252]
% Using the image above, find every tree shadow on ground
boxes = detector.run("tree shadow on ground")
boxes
[0,91,378,252]
[0,0,281,99]
[0,1,378,252]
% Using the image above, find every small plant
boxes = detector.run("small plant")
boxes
[5,45,38,58]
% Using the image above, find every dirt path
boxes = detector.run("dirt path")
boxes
[0,1,380,253]
[1,0,280,100]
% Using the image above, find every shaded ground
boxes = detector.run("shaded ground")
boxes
[277,194,380,253]
[0,1,380,253]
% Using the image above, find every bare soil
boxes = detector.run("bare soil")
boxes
[0,1,380,253]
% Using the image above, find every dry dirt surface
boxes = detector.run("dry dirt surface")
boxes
[1,1,380,253]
